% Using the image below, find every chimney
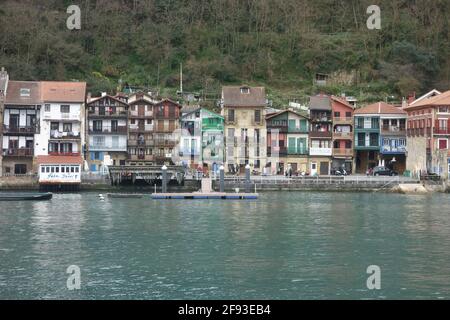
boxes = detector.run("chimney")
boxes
[101,92,107,97]
[407,92,416,105]
[87,92,92,102]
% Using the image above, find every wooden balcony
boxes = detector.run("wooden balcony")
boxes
[128,140,154,147]
[3,125,38,135]
[333,117,353,125]
[48,152,81,157]
[333,148,353,157]
[333,131,353,139]
[154,140,177,147]
[434,128,450,135]
[310,131,332,138]
[127,154,154,161]
[3,148,34,157]
[89,126,127,134]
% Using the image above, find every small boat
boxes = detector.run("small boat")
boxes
[0,192,53,201]
[107,193,144,199]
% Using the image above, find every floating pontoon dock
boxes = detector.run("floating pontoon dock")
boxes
[152,192,258,200]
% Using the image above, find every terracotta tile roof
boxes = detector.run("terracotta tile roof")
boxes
[354,102,407,115]
[36,155,83,165]
[5,81,42,105]
[309,95,332,111]
[331,96,354,109]
[222,86,266,107]
[405,90,450,109]
[41,81,86,103]
[87,94,129,107]
[155,98,183,108]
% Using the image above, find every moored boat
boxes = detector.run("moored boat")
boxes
[0,192,53,201]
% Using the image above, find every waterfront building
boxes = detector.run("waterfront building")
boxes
[308,94,332,175]
[2,81,41,174]
[86,94,129,171]
[266,109,309,175]
[152,98,183,165]
[0,68,9,175]
[34,81,87,187]
[405,90,450,179]
[127,92,156,165]
[180,107,224,173]
[222,86,267,174]
[354,102,407,174]
[331,96,354,174]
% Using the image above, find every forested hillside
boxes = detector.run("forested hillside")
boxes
[1,0,449,106]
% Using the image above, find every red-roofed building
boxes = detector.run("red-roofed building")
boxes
[36,155,83,187]
[354,102,407,174]
[404,90,450,179]
[331,96,354,174]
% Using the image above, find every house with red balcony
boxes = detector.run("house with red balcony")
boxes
[405,90,450,179]
[331,96,354,174]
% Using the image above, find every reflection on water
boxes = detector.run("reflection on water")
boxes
[0,192,449,299]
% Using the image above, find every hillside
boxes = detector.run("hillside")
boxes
[1,0,449,107]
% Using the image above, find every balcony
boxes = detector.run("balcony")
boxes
[48,152,81,157]
[3,125,37,134]
[44,113,81,122]
[154,139,177,147]
[355,142,379,150]
[310,116,332,122]
[153,127,176,133]
[309,147,332,156]
[333,131,353,139]
[434,128,450,135]
[129,111,153,119]
[129,125,154,133]
[381,126,406,136]
[267,146,288,157]
[50,131,81,140]
[288,149,309,156]
[179,149,201,157]
[309,131,332,139]
[225,116,236,125]
[333,148,353,157]
[267,124,288,133]
[333,117,353,125]
[3,148,34,157]
[89,126,127,134]
[127,154,154,161]
[381,145,406,154]
[128,139,154,147]
[88,110,127,118]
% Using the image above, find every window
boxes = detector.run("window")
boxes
[45,104,51,112]
[60,105,70,113]
[371,118,379,129]
[358,133,365,146]
[438,106,449,113]
[228,109,235,122]
[345,141,352,149]
[63,123,72,132]
[50,122,59,131]
[254,110,261,123]
[357,118,364,129]
[20,88,30,97]
[345,112,352,118]
[240,87,250,94]
[439,139,448,150]
[93,136,105,147]
[334,112,340,118]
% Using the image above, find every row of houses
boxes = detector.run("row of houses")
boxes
[0,69,449,187]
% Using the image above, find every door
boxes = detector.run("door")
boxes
[111,120,118,133]
[138,120,145,131]
[290,163,298,173]
[310,162,318,176]
[14,164,27,175]
[439,139,448,150]
[320,162,329,175]
[9,114,19,129]
[138,105,145,117]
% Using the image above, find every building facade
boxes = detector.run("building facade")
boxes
[266,110,309,175]
[87,94,128,171]
[354,102,407,174]
[127,92,156,165]
[0,68,9,175]
[331,96,354,174]
[309,95,332,176]
[222,86,267,174]
[405,90,450,179]
[152,99,183,165]
[2,81,41,174]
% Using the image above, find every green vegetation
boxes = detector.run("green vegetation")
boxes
[1,0,449,106]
